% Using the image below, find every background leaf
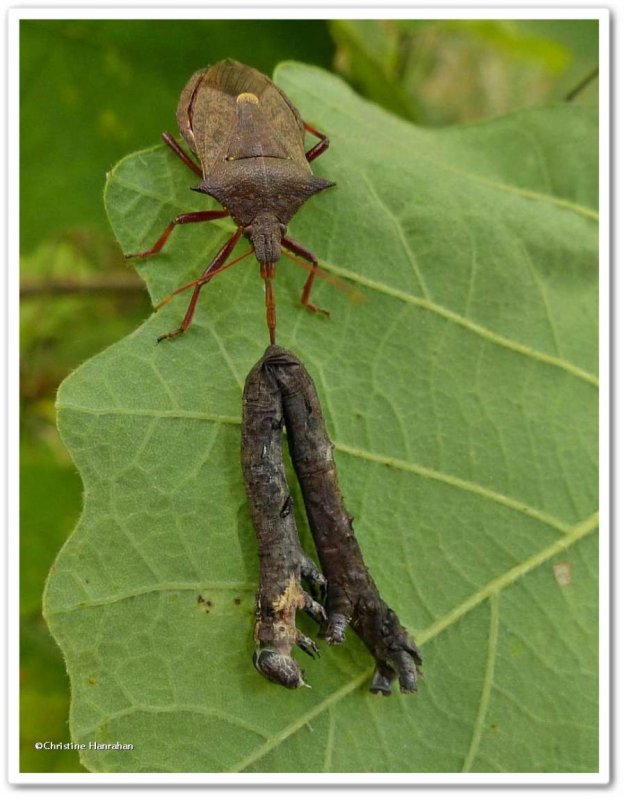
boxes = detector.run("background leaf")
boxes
[44,63,598,773]
[330,19,598,125]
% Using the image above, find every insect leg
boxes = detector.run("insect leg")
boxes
[304,121,330,163]
[302,593,326,624]
[370,662,395,696]
[125,209,229,260]
[296,631,320,659]
[299,553,327,602]
[391,649,421,694]
[323,611,350,645]
[161,131,203,178]
[281,235,330,317]
[156,228,243,342]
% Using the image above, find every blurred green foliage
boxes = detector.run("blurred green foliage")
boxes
[330,19,598,124]
[20,231,151,771]
[19,17,598,773]
[20,446,84,771]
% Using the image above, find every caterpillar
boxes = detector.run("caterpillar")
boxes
[242,345,422,694]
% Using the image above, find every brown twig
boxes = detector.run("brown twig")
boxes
[565,66,599,102]
[20,274,145,296]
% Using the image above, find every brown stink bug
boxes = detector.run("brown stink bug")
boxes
[125,59,335,344]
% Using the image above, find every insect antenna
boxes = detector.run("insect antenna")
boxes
[279,248,366,305]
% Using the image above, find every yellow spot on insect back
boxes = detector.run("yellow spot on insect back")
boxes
[237,92,259,105]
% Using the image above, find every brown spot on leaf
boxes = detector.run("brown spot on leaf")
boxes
[197,594,213,612]
[553,562,572,587]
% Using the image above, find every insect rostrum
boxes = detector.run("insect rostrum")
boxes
[125,59,334,345]
[243,346,422,695]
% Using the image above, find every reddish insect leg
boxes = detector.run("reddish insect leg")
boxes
[260,262,277,345]
[161,131,203,178]
[125,209,230,260]
[304,121,330,163]
[281,236,330,317]
[157,228,243,343]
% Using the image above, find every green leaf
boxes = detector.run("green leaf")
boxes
[45,63,598,773]
[329,20,424,123]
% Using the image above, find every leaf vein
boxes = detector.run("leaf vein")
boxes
[323,707,336,772]
[360,170,431,299]
[518,238,562,357]
[47,581,256,615]
[75,702,269,742]
[315,258,598,387]
[334,442,571,534]
[462,593,500,772]
[414,512,598,644]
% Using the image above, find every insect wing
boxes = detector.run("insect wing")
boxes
[177,70,237,177]
[257,83,309,171]
[208,60,307,167]
[177,60,309,177]
[175,68,206,157]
